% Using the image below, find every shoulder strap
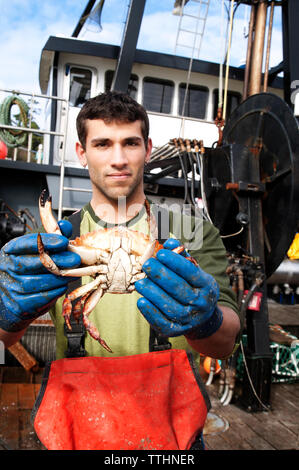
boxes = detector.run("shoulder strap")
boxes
[64,210,87,358]
[149,203,172,352]
[67,209,82,238]
[151,203,170,244]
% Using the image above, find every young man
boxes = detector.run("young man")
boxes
[0,91,241,363]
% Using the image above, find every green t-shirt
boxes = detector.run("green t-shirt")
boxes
[50,201,240,361]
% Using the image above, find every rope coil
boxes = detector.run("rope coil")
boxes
[0,95,29,147]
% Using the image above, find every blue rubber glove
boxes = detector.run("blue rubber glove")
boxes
[0,220,81,332]
[135,238,223,339]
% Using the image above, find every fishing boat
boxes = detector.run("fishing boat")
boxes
[0,0,286,222]
[0,0,298,451]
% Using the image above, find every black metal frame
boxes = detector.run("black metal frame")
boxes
[111,0,147,93]
[282,0,299,107]
[71,0,98,38]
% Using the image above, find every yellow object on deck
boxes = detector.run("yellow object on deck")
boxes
[287,233,299,260]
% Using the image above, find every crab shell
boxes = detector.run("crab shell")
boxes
[38,189,164,294]
[68,225,162,268]
[66,225,164,294]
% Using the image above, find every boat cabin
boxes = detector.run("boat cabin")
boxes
[0,33,284,227]
[39,35,284,168]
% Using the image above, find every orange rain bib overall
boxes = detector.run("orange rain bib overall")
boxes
[32,349,210,450]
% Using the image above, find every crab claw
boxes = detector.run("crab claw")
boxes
[82,313,113,353]
[39,189,62,234]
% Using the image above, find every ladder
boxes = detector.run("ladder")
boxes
[58,178,92,220]
[57,101,92,220]
[174,0,211,138]
[174,0,211,60]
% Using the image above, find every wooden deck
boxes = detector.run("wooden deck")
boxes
[203,379,299,450]
[0,368,45,450]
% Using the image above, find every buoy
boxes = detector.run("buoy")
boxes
[0,140,7,159]
[203,356,221,374]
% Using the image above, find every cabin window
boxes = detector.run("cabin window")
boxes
[69,67,92,108]
[105,70,138,99]
[178,84,209,119]
[142,77,174,114]
[213,89,241,119]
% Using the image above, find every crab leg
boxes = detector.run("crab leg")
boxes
[59,265,108,277]
[73,293,89,323]
[83,286,105,316]
[81,287,113,353]
[144,198,158,241]
[37,233,61,275]
[62,276,106,329]
[38,234,108,277]
[139,240,159,266]
[66,276,107,300]
[67,281,112,353]
[172,245,199,266]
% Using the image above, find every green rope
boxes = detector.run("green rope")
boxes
[0,95,29,147]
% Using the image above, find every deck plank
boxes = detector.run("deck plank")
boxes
[205,397,275,450]
[0,384,20,449]
[214,402,275,450]
[18,383,37,410]
[204,380,299,451]
[19,409,42,450]
[204,433,233,450]
[268,302,299,326]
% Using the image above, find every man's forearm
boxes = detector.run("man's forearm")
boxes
[186,305,241,359]
[0,327,27,348]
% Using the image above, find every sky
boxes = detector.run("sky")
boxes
[0,0,283,95]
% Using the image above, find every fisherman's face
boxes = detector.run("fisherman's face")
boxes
[76,119,152,204]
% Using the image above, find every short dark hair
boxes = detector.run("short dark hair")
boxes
[76,91,149,149]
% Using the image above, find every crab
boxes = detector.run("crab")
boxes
[37,190,196,353]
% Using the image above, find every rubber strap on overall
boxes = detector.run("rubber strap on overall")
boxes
[64,210,86,358]
[148,204,172,352]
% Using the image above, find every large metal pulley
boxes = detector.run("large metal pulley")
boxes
[208,92,299,278]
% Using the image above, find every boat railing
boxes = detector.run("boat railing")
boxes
[0,88,69,166]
